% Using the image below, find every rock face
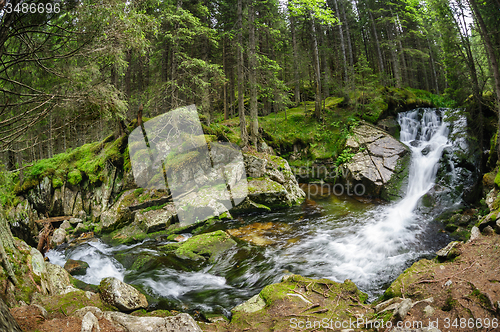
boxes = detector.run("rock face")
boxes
[344,123,410,200]
[99,277,148,312]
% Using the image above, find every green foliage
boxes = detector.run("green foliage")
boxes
[0,164,17,207]
[335,148,355,166]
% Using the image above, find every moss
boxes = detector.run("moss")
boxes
[494,170,500,188]
[161,230,236,264]
[383,259,437,299]
[67,169,83,186]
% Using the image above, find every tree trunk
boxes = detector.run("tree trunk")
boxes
[310,16,322,120]
[290,15,301,105]
[237,0,248,145]
[369,11,385,81]
[248,2,258,147]
[468,0,500,158]
[0,297,23,332]
[333,0,349,86]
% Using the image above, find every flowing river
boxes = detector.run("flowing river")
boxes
[46,108,458,316]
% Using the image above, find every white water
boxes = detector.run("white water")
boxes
[274,109,452,293]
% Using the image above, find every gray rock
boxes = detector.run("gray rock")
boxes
[344,124,410,201]
[232,294,266,314]
[468,226,481,243]
[60,220,72,231]
[81,311,100,332]
[134,204,177,233]
[30,248,46,276]
[103,312,202,332]
[44,263,80,295]
[244,154,267,178]
[74,306,104,320]
[99,277,148,312]
[51,228,67,247]
[394,298,413,321]
[69,217,83,225]
[444,280,452,287]
[74,223,86,234]
[496,220,500,234]
[423,305,435,316]
[436,241,460,260]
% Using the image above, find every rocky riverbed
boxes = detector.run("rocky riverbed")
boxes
[3,110,497,332]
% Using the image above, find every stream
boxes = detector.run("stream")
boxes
[46,108,458,316]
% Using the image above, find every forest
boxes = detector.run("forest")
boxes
[1,0,500,331]
[0,0,499,169]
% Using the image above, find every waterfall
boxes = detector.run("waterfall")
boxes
[280,109,453,297]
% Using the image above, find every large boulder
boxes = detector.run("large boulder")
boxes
[344,123,410,200]
[99,277,148,312]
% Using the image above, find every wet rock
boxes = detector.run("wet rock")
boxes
[81,311,100,332]
[227,222,292,246]
[421,145,431,155]
[64,259,89,276]
[161,230,236,265]
[99,277,148,312]
[103,312,202,332]
[344,124,410,201]
[436,241,460,260]
[232,294,266,314]
[51,228,67,247]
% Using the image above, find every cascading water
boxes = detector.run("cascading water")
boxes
[270,109,454,296]
[45,108,458,314]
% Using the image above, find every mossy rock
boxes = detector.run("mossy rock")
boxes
[36,290,115,316]
[383,259,438,299]
[160,230,237,266]
[229,274,369,332]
